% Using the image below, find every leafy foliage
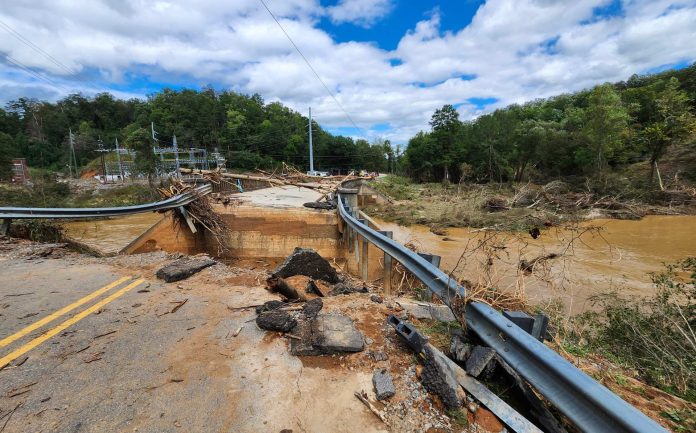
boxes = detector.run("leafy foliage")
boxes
[586,258,696,400]
[0,89,388,175]
[402,63,696,186]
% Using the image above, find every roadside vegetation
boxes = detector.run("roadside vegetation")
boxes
[0,175,153,208]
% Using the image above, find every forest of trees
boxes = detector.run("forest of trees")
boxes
[0,88,392,180]
[404,63,696,190]
[1,63,695,187]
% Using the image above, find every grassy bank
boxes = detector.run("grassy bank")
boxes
[366,174,696,232]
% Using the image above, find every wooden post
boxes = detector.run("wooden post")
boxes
[378,231,393,295]
[417,253,441,301]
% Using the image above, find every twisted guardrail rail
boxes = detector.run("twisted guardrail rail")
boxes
[0,184,212,219]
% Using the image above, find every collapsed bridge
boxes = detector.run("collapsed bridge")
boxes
[0,178,670,433]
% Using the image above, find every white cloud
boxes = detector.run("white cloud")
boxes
[326,0,393,28]
[1,0,695,143]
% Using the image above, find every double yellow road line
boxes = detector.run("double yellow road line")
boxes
[0,276,145,369]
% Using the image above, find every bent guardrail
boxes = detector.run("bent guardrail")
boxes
[0,184,212,219]
[337,194,667,433]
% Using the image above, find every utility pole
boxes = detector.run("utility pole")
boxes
[173,134,180,177]
[308,107,314,174]
[115,138,124,182]
[68,128,77,178]
[95,136,109,183]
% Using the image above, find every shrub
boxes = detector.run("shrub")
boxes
[587,258,696,400]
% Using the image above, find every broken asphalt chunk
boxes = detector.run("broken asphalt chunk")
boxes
[155,257,216,283]
[465,346,496,378]
[372,369,396,400]
[256,310,297,333]
[273,247,340,284]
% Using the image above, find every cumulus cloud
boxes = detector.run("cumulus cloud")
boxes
[326,0,394,27]
[1,0,696,143]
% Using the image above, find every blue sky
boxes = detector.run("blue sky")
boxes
[1,0,695,143]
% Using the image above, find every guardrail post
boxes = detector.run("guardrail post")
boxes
[417,253,441,301]
[345,206,353,251]
[358,219,368,281]
[378,230,393,295]
[353,210,360,263]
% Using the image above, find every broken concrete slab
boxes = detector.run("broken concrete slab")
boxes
[420,345,465,409]
[273,247,340,284]
[465,346,496,378]
[395,298,456,322]
[155,257,216,283]
[372,369,396,400]
[256,310,297,333]
[450,335,472,363]
[311,314,364,353]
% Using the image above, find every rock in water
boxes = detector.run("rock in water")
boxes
[156,257,216,283]
[373,369,396,400]
[256,310,297,332]
[311,314,364,353]
[273,248,340,284]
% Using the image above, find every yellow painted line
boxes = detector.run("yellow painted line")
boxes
[0,276,132,349]
[0,278,145,369]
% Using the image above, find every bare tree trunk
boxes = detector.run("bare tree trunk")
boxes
[654,160,664,191]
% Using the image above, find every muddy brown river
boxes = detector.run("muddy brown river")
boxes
[376,215,696,313]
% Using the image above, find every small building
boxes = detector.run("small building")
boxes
[11,159,30,184]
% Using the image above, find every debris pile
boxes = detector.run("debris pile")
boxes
[158,179,229,253]
[180,163,374,208]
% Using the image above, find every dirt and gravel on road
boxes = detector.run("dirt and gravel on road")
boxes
[0,237,470,433]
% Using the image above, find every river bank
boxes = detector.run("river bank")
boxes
[366,176,696,232]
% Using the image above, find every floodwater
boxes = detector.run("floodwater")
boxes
[62,212,163,255]
[375,215,696,313]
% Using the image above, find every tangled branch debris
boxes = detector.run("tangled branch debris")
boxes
[179,164,373,203]
[158,179,229,254]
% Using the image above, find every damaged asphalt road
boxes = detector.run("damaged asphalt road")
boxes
[0,243,455,433]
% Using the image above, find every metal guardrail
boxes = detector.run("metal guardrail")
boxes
[0,184,212,219]
[337,195,667,433]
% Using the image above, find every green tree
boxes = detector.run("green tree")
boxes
[640,77,696,189]
[0,132,15,181]
[583,84,630,175]
[429,104,462,182]
[124,127,158,187]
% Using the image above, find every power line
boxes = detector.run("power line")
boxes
[4,55,69,92]
[257,0,366,136]
[0,18,105,93]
